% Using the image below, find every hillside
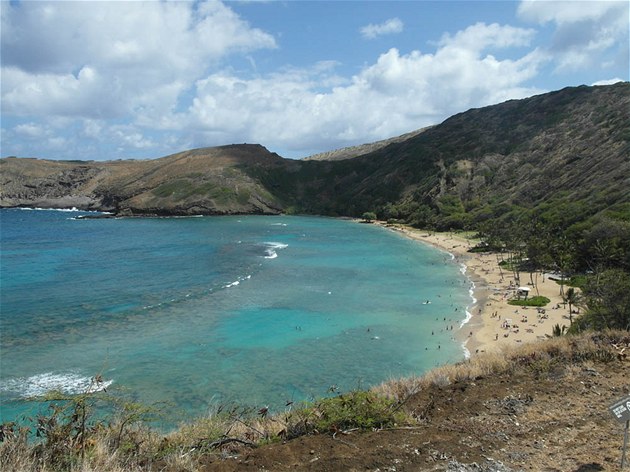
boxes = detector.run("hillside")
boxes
[206,333,630,472]
[303,127,430,161]
[1,83,629,224]
[2,331,628,471]
[0,144,293,216]
[260,83,630,227]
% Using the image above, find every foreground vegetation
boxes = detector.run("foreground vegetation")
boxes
[2,330,628,471]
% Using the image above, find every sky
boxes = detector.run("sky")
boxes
[1,1,628,160]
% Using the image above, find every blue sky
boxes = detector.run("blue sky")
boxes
[1,1,628,160]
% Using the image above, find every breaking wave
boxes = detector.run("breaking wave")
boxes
[0,372,113,398]
[262,242,288,259]
[223,274,252,289]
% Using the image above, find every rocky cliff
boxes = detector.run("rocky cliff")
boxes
[0,144,292,216]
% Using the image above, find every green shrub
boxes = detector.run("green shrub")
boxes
[508,296,550,307]
[361,212,377,222]
[310,391,403,433]
[554,275,588,288]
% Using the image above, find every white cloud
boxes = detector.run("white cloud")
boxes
[14,122,49,139]
[182,23,545,154]
[0,0,277,120]
[438,22,536,51]
[517,0,624,24]
[591,78,625,86]
[360,18,404,39]
[518,0,629,72]
[3,121,72,155]
[82,120,103,140]
[3,18,547,158]
[47,136,68,151]
[10,1,619,161]
[2,65,121,119]
[112,126,156,150]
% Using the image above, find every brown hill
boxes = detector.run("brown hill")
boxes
[1,83,629,225]
[0,144,293,215]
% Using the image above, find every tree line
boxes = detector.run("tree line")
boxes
[367,197,630,333]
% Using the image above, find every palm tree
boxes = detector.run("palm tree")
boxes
[564,287,581,325]
[552,324,567,337]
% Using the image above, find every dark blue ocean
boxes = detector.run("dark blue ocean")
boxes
[0,209,470,425]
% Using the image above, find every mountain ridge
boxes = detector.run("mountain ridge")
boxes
[0,144,291,215]
[2,83,629,225]
[303,127,431,161]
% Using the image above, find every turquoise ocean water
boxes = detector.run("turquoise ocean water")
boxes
[0,209,471,426]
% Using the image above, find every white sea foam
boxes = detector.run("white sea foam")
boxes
[468,284,477,305]
[17,207,81,212]
[462,342,472,359]
[14,207,112,215]
[0,372,113,398]
[223,273,253,289]
[458,268,477,359]
[263,242,288,259]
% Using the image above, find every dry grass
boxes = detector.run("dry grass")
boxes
[2,330,627,472]
[374,329,629,401]
[373,351,512,401]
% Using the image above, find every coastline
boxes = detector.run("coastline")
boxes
[375,222,571,356]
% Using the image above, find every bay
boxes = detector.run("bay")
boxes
[0,209,470,425]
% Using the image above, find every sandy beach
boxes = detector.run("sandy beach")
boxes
[378,223,573,356]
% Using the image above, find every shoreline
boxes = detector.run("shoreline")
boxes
[375,222,571,356]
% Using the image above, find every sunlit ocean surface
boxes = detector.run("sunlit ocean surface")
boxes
[0,209,470,426]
